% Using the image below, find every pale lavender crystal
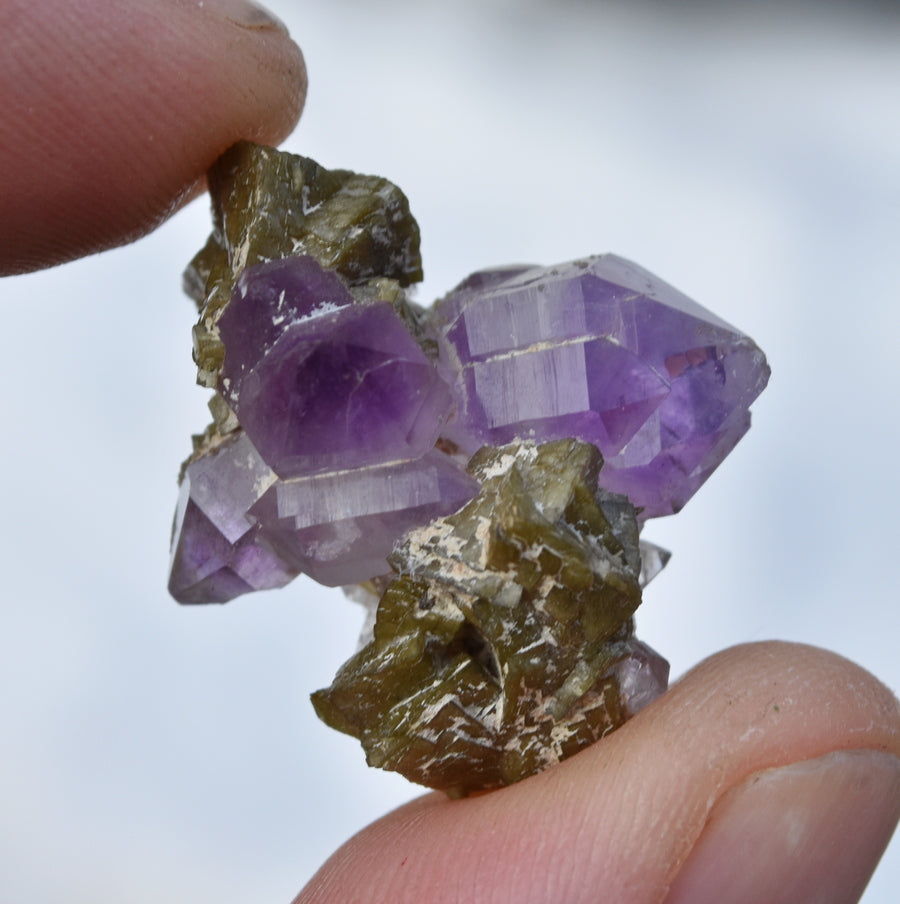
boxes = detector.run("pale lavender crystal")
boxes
[168,432,298,603]
[249,450,479,586]
[613,640,670,717]
[433,255,770,517]
[217,257,453,478]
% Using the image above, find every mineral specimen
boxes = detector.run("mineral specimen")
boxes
[312,439,669,797]
[169,142,769,795]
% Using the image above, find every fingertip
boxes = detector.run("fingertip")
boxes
[664,749,900,904]
[1,0,307,275]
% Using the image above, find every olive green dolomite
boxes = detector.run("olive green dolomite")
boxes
[184,141,423,386]
[313,439,650,797]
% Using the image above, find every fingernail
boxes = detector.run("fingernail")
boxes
[203,0,288,33]
[665,750,900,904]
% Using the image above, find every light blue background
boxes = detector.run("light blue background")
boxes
[1,1,898,900]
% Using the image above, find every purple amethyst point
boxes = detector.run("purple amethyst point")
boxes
[433,254,770,517]
[218,257,454,478]
[168,432,298,604]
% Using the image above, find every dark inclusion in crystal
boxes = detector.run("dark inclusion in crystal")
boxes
[312,439,668,797]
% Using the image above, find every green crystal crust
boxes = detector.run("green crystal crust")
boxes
[312,439,646,797]
[185,141,423,386]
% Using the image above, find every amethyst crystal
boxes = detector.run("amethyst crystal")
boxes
[249,449,479,586]
[171,250,768,602]
[216,256,354,402]
[613,640,671,717]
[168,432,298,603]
[170,256,478,599]
[218,257,453,478]
[433,255,770,517]
[170,437,478,599]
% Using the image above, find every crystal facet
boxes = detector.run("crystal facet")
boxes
[250,450,479,586]
[168,432,298,603]
[216,256,354,402]
[218,257,453,478]
[433,255,770,517]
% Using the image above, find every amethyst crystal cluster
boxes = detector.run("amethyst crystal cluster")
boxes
[169,142,769,794]
[171,250,768,599]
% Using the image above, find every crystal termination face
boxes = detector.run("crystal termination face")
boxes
[433,256,770,518]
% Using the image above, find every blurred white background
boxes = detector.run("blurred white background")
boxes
[1,0,898,900]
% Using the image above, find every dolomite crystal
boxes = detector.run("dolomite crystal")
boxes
[312,439,669,796]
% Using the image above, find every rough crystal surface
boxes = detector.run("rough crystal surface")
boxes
[185,141,423,387]
[433,255,770,517]
[312,439,667,796]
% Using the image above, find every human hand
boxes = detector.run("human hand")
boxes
[5,6,899,904]
[294,643,900,904]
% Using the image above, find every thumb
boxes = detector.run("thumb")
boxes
[294,642,900,904]
[665,747,900,903]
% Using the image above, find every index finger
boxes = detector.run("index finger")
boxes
[1,0,306,275]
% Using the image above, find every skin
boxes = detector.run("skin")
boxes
[1,0,306,275]
[3,3,899,901]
